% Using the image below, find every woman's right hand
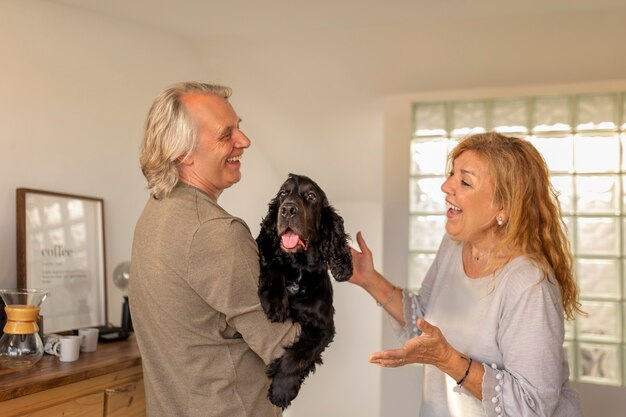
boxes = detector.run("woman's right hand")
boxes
[350,231,405,324]
[349,231,377,288]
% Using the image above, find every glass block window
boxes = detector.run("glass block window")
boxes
[409,92,626,386]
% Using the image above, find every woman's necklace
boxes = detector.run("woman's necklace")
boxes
[466,243,489,264]
[470,247,485,262]
[464,243,491,278]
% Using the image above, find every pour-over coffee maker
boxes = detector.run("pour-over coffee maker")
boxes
[0,289,48,369]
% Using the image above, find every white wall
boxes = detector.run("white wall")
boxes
[0,0,216,324]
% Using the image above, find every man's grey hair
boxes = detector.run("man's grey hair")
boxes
[139,81,232,199]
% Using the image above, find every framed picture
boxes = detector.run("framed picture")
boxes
[16,188,107,333]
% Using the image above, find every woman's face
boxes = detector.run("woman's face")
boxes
[441,150,501,243]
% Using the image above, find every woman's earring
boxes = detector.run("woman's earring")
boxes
[497,216,504,226]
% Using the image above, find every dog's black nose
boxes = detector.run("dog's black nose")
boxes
[280,203,298,218]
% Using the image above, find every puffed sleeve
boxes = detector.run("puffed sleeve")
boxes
[186,217,300,364]
[480,265,569,417]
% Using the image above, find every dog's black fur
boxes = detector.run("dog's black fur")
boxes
[256,173,352,409]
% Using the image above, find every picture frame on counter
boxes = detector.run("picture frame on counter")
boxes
[16,188,107,333]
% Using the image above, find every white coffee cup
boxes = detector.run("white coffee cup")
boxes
[44,334,62,355]
[79,328,99,352]
[52,335,82,362]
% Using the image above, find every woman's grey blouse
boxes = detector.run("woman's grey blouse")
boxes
[391,234,583,417]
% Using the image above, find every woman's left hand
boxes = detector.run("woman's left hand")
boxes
[368,318,454,368]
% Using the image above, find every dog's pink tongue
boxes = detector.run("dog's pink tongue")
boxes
[281,231,302,249]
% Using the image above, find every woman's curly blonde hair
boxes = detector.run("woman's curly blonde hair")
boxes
[140,81,232,199]
[449,132,583,320]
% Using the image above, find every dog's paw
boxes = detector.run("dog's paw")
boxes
[262,302,289,323]
[268,375,300,409]
[268,388,294,409]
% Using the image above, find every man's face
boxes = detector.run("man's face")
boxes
[179,93,251,198]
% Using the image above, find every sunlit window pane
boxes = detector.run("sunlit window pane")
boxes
[409,215,445,251]
[409,253,436,289]
[532,95,572,133]
[528,135,573,173]
[576,258,621,299]
[551,175,575,214]
[622,95,626,130]
[410,138,450,175]
[576,94,618,131]
[577,217,620,256]
[577,301,622,343]
[622,220,626,257]
[623,302,626,351]
[492,98,528,134]
[574,134,620,173]
[414,103,447,136]
[578,343,622,386]
[621,134,626,172]
[575,175,620,215]
[409,177,445,213]
[451,101,486,137]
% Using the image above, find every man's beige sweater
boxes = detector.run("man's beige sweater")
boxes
[129,184,299,417]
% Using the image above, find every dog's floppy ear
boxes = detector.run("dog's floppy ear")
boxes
[319,205,353,281]
[256,196,281,266]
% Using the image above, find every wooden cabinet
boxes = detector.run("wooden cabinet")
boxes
[0,335,144,417]
[104,378,145,417]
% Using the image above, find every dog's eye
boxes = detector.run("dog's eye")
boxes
[306,192,317,202]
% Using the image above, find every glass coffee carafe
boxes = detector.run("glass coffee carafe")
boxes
[0,289,48,369]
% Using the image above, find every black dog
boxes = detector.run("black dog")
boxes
[256,173,352,409]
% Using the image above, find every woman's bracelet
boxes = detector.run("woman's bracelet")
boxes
[376,286,397,308]
[456,356,473,387]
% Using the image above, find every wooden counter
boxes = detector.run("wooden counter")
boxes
[0,334,144,416]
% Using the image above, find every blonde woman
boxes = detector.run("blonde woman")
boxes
[349,132,584,416]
